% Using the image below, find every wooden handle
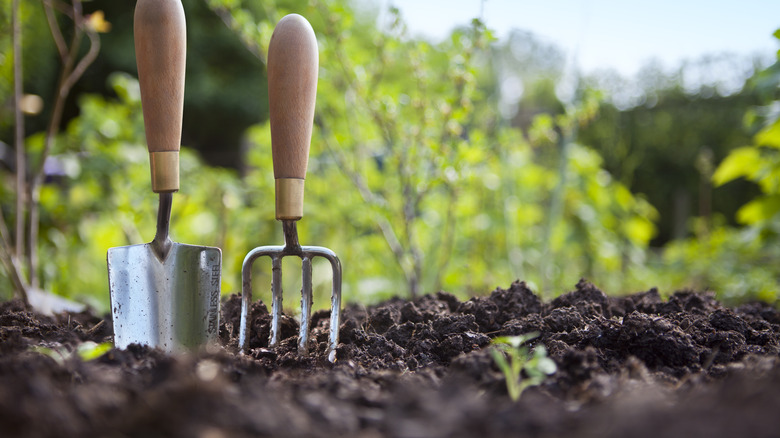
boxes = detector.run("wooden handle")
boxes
[268,14,318,220]
[134,0,186,192]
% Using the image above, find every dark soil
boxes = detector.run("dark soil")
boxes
[2,279,780,437]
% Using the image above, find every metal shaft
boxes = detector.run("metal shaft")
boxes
[151,192,173,260]
[282,220,301,250]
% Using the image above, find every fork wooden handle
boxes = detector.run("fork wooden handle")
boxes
[268,14,318,220]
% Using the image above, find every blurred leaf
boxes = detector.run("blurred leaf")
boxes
[624,216,655,245]
[736,195,780,225]
[712,147,762,186]
[77,342,113,361]
[30,346,66,366]
[755,120,780,149]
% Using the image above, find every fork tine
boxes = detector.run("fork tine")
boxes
[326,254,342,363]
[269,255,283,347]
[303,248,342,362]
[239,261,252,351]
[299,256,313,355]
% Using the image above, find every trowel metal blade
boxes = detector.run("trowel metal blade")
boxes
[107,242,221,352]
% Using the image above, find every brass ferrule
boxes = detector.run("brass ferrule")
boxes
[275,178,304,220]
[149,151,180,193]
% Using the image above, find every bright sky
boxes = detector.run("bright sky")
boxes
[374,0,780,77]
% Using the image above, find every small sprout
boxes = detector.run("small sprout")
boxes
[30,346,67,366]
[490,332,556,401]
[76,341,113,361]
[30,341,112,365]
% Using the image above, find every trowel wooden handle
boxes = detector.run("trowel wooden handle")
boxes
[268,14,318,220]
[134,0,186,193]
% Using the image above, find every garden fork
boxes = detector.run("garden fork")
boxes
[239,14,342,363]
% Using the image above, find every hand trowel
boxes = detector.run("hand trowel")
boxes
[107,0,221,352]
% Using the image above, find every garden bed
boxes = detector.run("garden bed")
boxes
[1,279,780,437]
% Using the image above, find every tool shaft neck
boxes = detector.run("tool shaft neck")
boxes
[151,192,173,260]
[282,220,301,252]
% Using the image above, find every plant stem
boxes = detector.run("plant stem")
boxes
[12,0,26,268]
[540,131,572,297]
[208,6,266,62]
[432,185,458,291]
[8,0,31,306]
[0,208,29,306]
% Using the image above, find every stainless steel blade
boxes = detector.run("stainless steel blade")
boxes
[107,242,221,352]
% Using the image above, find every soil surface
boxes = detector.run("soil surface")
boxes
[2,279,780,437]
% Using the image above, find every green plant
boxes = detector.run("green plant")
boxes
[490,333,556,401]
[30,341,112,365]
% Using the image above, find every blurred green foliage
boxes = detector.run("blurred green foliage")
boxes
[651,30,780,304]
[1,0,778,312]
[579,59,763,245]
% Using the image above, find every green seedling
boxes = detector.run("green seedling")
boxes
[490,332,557,401]
[30,341,112,366]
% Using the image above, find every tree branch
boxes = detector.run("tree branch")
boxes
[207,5,266,63]
[43,0,68,62]
[62,28,99,93]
